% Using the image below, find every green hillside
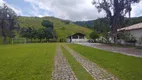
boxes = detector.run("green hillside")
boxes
[18,16,92,40]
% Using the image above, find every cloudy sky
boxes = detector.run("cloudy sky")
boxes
[0,0,142,21]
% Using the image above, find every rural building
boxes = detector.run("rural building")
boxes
[67,33,88,43]
[117,22,142,46]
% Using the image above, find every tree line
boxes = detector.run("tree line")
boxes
[20,20,56,43]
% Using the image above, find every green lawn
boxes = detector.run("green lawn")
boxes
[62,46,94,80]
[0,43,56,80]
[68,44,142,80]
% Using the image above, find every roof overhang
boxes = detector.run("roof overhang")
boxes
[118,22,142,32]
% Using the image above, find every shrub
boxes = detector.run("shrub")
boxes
[89,31,99,42]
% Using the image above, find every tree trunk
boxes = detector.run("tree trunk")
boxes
[46,38,48,43]
[31,39,32,43]
[24,38,27,44]
[110,13,121,44]
[1,20,7,44]
[3,36,7,44]
[40,38,42,43]
[111,24,118,43]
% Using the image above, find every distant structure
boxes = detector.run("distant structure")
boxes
[117,22,142,46]
[67,33,88,43]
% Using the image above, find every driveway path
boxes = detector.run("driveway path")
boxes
[52,46,77,80]
[79,43,142,58]
[63,44,119,80]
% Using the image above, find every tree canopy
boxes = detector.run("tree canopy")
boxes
[41,20,56,41]
[41,20,53,29]
[0,4,18,44]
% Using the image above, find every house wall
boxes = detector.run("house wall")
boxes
[67,37,88,43]
[128,29,142,40]
[67,33,89,43]
[71,38,88,43]
[125,29,142,46]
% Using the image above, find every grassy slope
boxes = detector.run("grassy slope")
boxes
[62,46,94,80]
[18,16,92,39]
[0,43,56,80]
[68,44,142,80]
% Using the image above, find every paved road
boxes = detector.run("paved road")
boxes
[78,43,142,58]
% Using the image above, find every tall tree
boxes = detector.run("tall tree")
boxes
[0,4,17,44]
[93,0,140,43]
[20,27,34,42]
[41,20,56,42]
[36,28,45,42]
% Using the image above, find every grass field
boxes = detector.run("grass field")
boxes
[62,46,94,80]
[0,43,56,80]
[68,44,142,80]
[0,43,141,80]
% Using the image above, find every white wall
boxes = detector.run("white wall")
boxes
[67,35,88,43]
[67,38,88,43]
[129,29,142,40]
[128,29,142,46]
[71,39,88,43]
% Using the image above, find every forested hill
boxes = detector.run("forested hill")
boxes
[73,20,94,28]
[74,18,109,33]
[74,16,142,33]
[122,16,142,27]
[18,16,92,40]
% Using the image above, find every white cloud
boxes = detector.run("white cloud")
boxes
[1,0,142,21]
[0,0,23,15]
[24,0,142,21]
[0,0,4,6]
[24,0,105,21]
[28,3,49,17]
[131,1,142,17]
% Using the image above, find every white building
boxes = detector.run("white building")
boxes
[118,22,142,46]
[67,33,88,43]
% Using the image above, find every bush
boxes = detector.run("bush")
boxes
[89,31,99,42]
